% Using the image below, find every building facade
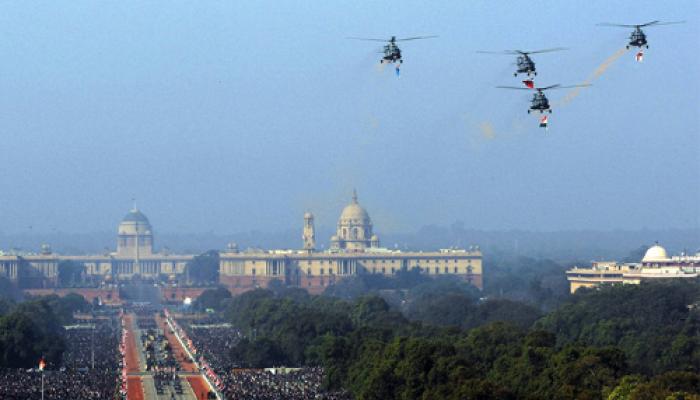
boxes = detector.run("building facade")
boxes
[1,192,484,295]
[566,243,700,293]
[0,208,192,287]
[220,192,483,294]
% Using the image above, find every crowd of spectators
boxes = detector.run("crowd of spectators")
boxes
[63,318,120,371]
[220,368,351,400]
[177,318,350,400]
[0,317,121,400]
[186,323,241,371]
[0,368,119,400]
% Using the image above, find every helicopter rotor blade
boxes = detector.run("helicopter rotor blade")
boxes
[525,47,569,54]
[476,50,517,55]
[597,20,684,28]
[541,83,592,91]
[496,86,532,90]
[479,48,566,55]
[597,22,640,28]
[396,35,438,41]
[638,20,661,27]
[346,37,389,42]
[644,20,685,27]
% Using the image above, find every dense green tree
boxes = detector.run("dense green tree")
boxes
[186,250,220,283]
[537,281,700,375]
[221,277,700,399]
[483,255,570,310]
[194,287,232,311]
[0,294,85,368]
[0,277,21,301]
[57,260,85,287]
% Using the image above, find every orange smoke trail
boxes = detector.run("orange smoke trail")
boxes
[556,47,628,107]
[479,121,496,140]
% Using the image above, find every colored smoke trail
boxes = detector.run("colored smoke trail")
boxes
[556,47,628,107]
[374,62,387,73]
[479,121,496,139]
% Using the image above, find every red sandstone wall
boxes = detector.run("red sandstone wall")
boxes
[24,288,122,305]
[219,276,280,295]
[219,273,483,295]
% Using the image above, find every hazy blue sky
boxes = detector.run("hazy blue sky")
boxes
[0,0,697,235]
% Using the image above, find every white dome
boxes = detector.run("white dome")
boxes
[339,190,371,223]
[642,244,669,262]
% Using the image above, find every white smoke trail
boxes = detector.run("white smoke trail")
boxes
[555,47,629,107]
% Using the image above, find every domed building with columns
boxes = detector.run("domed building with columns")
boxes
[331,191,379,251]
[0,207,194,287]
[1,192,484,296]
[117,208,154,258]
[220,191,483,294]
[566,243,700,293]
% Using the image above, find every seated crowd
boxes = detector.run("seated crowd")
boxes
[0,318,120,400]
[178,319,350,400]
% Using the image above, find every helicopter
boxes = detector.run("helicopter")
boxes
[597,20,685,49]
[347,35,437,65]
[477,48,567,77]
[496,84,591,114]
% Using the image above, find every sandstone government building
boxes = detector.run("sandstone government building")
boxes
[0,192,483,296]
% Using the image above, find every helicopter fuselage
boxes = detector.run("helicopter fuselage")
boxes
[381,43,403,63]
[528,91,551,113]
[515,55,536,76]
[628,28,648,48]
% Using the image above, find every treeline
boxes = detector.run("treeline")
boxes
[220,279,700,399]
[537,282,700,376]
[0,293,89,368]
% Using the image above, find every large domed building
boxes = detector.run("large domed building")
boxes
[117,208,154,258]
[641,243,670,264]
[2,193,484,298]
[566,243,700,293]
[331,190,379,251]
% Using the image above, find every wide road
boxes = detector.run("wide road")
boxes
[127,312,199,400]
[156,314,214,400]
[124,314,145,400]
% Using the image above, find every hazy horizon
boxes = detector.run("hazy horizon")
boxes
[2,225,697,263]
[0,1,698,235]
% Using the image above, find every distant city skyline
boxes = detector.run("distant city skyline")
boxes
[0,1,697,234]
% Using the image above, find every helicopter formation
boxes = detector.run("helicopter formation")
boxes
[597,20,685,62]
[597,20,686,49]
[348,20,684,129]
[347,35,437,75]
[476,47,567,77]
